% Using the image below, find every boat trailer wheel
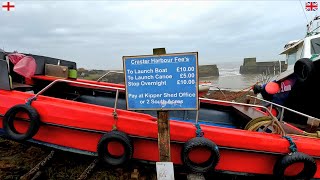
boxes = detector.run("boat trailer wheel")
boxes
[273,152,317,180]
[181,137,220,173]
[97,130,133,166]
[3,104,40,141]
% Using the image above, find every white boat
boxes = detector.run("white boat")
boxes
[252,16,320,128]
[275,15,320,81]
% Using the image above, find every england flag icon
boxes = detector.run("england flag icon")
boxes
[2,2,15,11]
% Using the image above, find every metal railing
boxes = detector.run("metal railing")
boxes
[199,97,275,119]
[96,71,124,82]
[246,95,320,125]
[31,78,282,125]
[33,79,125,98]
[31,79,124,117]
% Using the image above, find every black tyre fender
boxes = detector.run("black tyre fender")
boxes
[3,104,40,141]
[97,130,133,166]
[294,58,315,82]
[181,137,220,173]
[273,152,317,180]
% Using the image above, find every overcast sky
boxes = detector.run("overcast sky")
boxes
[0,1,318,69]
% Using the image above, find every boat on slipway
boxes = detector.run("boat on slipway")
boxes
[0,49,320,180]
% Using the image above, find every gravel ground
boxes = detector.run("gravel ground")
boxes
[0,137,272,180]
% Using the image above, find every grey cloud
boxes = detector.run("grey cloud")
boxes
[0,1,315,69]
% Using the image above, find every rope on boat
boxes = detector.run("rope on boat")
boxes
[195,123,204,137]
[112,111,118,130]
[246,118,298,153]
[25,96,37,106]
[247,120,283,134]
[246,116,320,139]
[302,131,320,138]
[283,136,297,153]
[246,115,320,138]
[245,116,286,136]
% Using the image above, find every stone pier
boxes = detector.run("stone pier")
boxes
[239,57,287,74]
[198,64,219,77]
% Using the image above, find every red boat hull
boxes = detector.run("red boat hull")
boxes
[1,78,320,177]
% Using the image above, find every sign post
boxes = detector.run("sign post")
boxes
[153,48,171,162]
[123,48,198,164]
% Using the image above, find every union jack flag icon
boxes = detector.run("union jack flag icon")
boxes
[306,2,318,11]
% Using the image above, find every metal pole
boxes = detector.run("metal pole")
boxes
[195,100,200,124]
[114,89,119,111]
[97,71,124,82]
[279,60,282,74]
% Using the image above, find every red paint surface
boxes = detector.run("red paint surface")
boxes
[188,147,212,164]
[13,120,29,134]
[108,141,125,157]
[284,162,304,176]
[1,76,320,177]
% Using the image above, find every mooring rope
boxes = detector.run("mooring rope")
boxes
[245,117,299,153]
[283,135,298,153]
[195,123,204,137]
[245,116,286,136]
[25,96,37,106]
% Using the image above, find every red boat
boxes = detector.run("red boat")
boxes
[1,51,320,179]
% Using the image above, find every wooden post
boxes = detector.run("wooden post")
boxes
[154,48,171,162]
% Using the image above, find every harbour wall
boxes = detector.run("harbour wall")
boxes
[198,64,219,77]
[79,65,220,84]
[239,57,287,74]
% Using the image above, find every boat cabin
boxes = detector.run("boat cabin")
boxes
[0,51,77,91]
[277,16,320,81]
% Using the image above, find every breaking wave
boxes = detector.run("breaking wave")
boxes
[219,68,241,77]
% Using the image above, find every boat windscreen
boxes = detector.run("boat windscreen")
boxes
[287,52,297,66]
[311,37,320,55]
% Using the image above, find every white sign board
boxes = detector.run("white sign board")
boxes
[156,162,175,180]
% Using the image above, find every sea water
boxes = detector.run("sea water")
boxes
[200,61,274,90]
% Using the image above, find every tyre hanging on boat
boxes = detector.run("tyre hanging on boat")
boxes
[294,58,315,82]
[2,104,40,141]
[97,130,133,166]
[273,152,317,180]
[181,137,220,173]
